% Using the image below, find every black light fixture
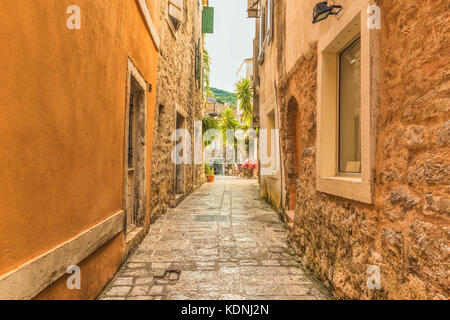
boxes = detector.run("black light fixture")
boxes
[312,1,342,24]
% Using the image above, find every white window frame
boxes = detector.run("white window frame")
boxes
[258,0,274,64]
[167,0,184,36]
[136,0,160,50]
[316,0,380,204]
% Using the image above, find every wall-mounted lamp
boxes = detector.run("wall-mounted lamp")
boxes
[312,1,342,24]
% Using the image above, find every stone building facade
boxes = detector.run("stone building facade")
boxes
[150,0,205,220]
[252,0,449,299]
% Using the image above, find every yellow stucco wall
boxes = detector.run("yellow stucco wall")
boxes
[0,0,159,299]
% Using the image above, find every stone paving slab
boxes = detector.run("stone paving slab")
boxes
[98,178,331,300]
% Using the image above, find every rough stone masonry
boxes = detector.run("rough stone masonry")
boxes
[150,0,205,221]
[277,0,449,300]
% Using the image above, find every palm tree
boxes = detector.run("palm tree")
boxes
[219,107,239,146]
[219,107,239,131]
[235,78,253,124]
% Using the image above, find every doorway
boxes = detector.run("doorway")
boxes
[175,112,186,196]
[285,97,300,211]
[124,60,147,233]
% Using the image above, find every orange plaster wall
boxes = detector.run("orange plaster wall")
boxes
[0,0,158,281]
[33,233,124,300]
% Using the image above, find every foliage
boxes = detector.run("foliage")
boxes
[202,116,219,134]
[219,107,239,147]
[235,78,253,124]
[203,46,213,99]
[241,160,258,178]
[219,107,239,131]
[205,164,214,176]
[202,116,219,146]
[210,87,237,106]
[241,160,258,171]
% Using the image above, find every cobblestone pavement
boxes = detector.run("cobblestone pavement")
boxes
[99,178,331,300]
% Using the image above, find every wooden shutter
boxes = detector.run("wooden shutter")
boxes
[202,6,214,34]
[195,39,201,83]
[168,0,183,22]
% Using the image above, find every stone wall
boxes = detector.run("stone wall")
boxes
[150,0,205,220]
[279,1,449,299]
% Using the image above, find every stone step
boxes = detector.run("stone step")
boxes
[286,210,295,230]
[286,210,295,223]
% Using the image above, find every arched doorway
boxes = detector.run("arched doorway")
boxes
[285,96,301,211]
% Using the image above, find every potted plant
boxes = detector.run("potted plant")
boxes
[205,164,215,182]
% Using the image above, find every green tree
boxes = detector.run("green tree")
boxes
[210,87,237,105]
[219,107,239,146]
[203,47,214,99]
[219,107,239,131]
[235,78,253,124]
[202,116,219,146]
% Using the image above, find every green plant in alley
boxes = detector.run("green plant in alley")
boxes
[204,164,214,176]
[235,78,253,124]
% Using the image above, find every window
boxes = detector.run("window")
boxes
[168,0,183,31]
[158,105,165,130]
[338,37,361,174]
[258,0,274,61]
[316,4,379,204]
[260,6,266,48]
[267,0,272,38]
[267,111,275,158]
[260,110,279,177]
[266,0,271,36]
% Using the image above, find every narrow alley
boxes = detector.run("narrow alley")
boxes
[1,0,448,303]
[99,178,330,300]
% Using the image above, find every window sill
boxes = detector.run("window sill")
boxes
[136,0,160,50]
[166,17,180,40]
[316,176,373,204]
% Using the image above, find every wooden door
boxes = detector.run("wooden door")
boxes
[126,93,136,229]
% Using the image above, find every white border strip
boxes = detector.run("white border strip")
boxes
[0,211,124,300]
[137,0,161,51]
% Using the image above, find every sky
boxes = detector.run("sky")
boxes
[204,0,254,93]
